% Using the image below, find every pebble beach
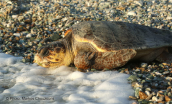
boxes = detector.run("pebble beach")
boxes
[0,0,172,103]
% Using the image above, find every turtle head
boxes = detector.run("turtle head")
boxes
[34,41,66,68]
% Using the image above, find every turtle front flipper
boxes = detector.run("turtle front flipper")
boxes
[74,52,97,71]
[74,49,136,71]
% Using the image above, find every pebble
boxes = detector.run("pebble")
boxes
[13,33,20,37]
[126,62,172,103]
[139,91,148,99]
[127,11,137,16]
[26,33,32,38]
[141,63,148,68]
[167,17,172,20]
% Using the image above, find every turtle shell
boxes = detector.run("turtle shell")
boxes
[71,21,172,51]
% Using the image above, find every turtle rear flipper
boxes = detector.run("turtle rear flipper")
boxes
[168,47,172,53]
[74,49,136,71]
[156,51,172,63]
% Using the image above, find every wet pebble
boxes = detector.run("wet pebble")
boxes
[127,62,172,103]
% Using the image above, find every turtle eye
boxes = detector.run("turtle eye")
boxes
[40,47,49,56]
[55,48,61,53]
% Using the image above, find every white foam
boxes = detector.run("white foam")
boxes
[0,53,134,104]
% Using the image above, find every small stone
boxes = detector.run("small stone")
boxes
[135,87,140,98]
[103,68,109,71]
[139,91,148,99]
[167,17,172,20]
[134,1,143,6]
[7,1,12,4]
[162,63,169,66]
[131,102,137,104]
[129,96,137,100]
[13,33,21,37]
[31,23,35,27]
[158,96,164,102]
[145,91,150,96]
[24,19,32,24]
[45,0,49,2]
[26,34,32,38]
[127,11,137,16]
[145,93,153,101]
[124,68,130,74]
[165,95,171,102]
[152,96,158,101]
[32,17,37,22]
[114,17,120,21]
[22,58,26,63]
[135,68,140,72]
[98,2,111,10]
[15,37,20,41]
[139,68,145,73]
[6,23,11,28]
[63,3,70,7]
[91,69,96,72]
[157,101,165,104]
[12,15,18,19]
[151,14,158,17]
[50,32,61,41]
[116,6,125,10]
[17,28,23,32]
[141,63,148,68]
[127,75,138,82]
[157,92,164,97]
[18,16,24,22]
[132,82,141,88]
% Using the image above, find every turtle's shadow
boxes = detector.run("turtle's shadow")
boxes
[115,60,161,72]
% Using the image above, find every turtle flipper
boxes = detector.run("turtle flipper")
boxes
[74,49,136,71]
[156,51,172,63]
[74,52,97,71]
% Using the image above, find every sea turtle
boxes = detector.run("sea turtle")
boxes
[34,21,172,71]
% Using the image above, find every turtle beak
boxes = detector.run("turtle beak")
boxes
[33,53,44,64]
